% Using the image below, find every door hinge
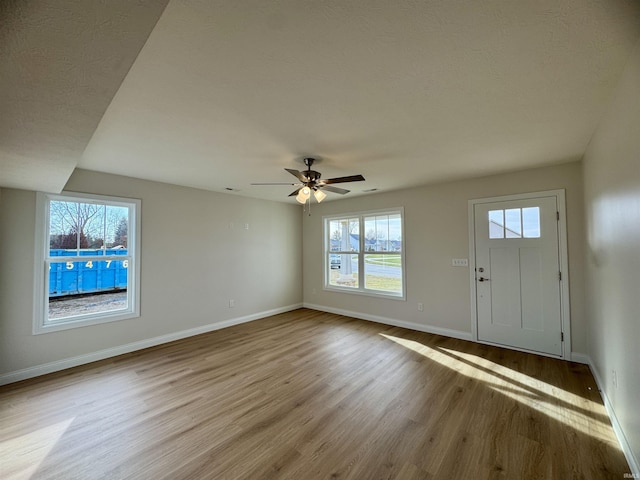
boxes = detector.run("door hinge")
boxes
[556,211,560,221]
[561,332,564,342]
[559,271,562,281]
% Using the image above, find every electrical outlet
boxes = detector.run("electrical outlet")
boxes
[244,223,249,230]
[418,302,424,312]
[229,299,235,308]
[612,369,618,388]
[452,258,469,267]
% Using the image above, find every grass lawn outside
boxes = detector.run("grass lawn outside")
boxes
[364,254,401,267]
[364,274,402,293]
[329,270,401,293]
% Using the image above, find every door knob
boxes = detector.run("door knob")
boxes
[478,277,490,282]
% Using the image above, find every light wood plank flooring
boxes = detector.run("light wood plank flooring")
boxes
[0,309,629,479]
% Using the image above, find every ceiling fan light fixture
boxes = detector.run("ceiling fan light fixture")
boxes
[313,189,327,203]
[296,186,311,204]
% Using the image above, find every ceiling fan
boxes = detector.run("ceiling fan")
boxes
[251,157,365,204]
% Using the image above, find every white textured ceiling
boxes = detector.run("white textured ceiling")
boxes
[0,0,169,192]
[3,1,640,201]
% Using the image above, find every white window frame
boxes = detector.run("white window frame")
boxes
[33,191,141,334]
[323,208,406,300]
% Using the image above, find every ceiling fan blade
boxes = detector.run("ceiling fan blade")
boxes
[321,174,365,185]
[285,168,308,182]
[288,188,302,197]
[251,182,300,185]
[319,185,350,195]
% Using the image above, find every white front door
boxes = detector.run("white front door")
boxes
[473,194,563,356]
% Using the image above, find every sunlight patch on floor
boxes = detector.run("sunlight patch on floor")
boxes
[0,417,75,480]
[438,346,617,447]
[379,334,619,448]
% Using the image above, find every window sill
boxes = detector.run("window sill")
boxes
[323,285,406,301]
[33,310,139,335]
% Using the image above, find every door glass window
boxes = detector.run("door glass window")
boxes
[489,207,540,239]
[522,207,541,237]
[505,209,522,238]
[489,210,505,238]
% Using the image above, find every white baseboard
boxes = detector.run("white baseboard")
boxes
[570,352,590,364]
[302,302,473,341]
[584,354,639,476]
[0,303,302,386]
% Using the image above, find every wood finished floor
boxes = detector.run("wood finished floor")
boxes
[0,309,629,479]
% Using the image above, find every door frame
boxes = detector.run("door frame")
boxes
[468,189,571,360]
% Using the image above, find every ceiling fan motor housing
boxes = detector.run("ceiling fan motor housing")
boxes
[305,171,321,184]
[303,158,321,184]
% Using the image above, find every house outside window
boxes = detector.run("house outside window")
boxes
[33,192,141,334]
[324,209,405,299]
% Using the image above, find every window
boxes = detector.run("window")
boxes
[34,192,141,334]
[488,207,540,239]
[324,209,404,298]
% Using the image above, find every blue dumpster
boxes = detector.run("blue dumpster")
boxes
[49,249,128,297]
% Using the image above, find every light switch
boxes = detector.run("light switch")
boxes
[452,258,469,267]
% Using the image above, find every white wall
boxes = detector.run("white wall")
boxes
[302,161,586,354]
[583,39,640,472]
[0,169,302,378]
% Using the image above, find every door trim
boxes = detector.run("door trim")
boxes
[468,189,571,360]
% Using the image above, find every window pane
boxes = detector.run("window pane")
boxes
[49,200,82,252]
[364,214,402,252]
[48,258,129,296]
[328,254,359,288]
[364,216,376,251]
[348,218,360,251]
[489,210,504,239]
[105,205,129,249]
[84,204,106,250]
[505,209,522,238]
[329,220,343,251]
[388,213,402,251]
[376,215,390,251]
[47,257,129,320]
[50,203,130,253]
[364,254,402,294]
[329,218,359,252]
[522,207,541,238]
[365,215,390,251]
